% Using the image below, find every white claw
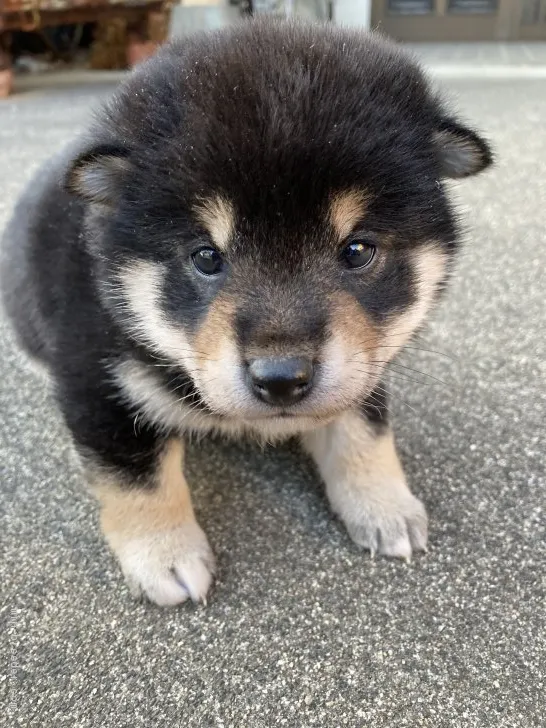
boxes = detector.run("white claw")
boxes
[112,523,215,607]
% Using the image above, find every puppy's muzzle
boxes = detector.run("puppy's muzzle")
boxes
[247,357,314,406]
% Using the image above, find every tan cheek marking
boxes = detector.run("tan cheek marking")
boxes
[119,260,197,373]
[92,440,194,541]
[193,293,237,367]
[329,189,370,241]
[379,244,447,357]
[193,196,235,252]
[328,290,379,352]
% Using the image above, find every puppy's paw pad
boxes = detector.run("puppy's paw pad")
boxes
[342,492,428,560]
[115,523,215,607]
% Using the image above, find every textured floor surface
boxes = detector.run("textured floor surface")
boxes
[1,76,545,728]
[407,41,546,66]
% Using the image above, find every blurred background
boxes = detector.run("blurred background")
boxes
[1,0,546,96]
[1,2,545,726]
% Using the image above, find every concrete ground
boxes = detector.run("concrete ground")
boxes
[407,41,546,65]
[408,42,546,79]
[1,67,545,727]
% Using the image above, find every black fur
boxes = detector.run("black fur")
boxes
[1,18,492,486]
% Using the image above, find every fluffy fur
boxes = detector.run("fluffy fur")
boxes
[1,18,492,606]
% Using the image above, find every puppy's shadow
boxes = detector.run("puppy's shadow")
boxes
[183,435,347,562]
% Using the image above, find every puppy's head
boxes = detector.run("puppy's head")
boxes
[67,19,492,431]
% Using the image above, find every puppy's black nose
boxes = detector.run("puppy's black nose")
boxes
[248,357,314,406]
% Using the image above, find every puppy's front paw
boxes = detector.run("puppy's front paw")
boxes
[332,485,428,560]
[112,522,215,606]
[304,417,429,561]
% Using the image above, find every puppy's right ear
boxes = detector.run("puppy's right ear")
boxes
[65,144,131,206]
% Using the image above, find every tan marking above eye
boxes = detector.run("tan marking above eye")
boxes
[329,189,371,242]
[193,195,235,252]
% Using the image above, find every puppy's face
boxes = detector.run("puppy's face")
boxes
[68,22,491,432]
[111,190,445,427]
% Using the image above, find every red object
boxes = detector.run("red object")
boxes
[126,39,157,68]
[0,68,13,98]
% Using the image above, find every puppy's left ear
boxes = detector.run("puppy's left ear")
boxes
[433,119,493,179]
[65,143,132,206]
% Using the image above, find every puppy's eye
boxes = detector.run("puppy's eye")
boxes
[192,247,224,276]
[341,239,376,269]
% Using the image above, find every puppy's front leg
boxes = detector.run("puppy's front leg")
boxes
[302,410,427,559]
[89,438,214,606]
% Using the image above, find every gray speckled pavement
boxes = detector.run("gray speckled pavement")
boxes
[1,76,545,728]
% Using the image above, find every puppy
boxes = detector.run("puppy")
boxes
[1,19,492,606]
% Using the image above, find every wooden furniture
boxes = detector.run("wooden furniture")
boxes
[0,0,167,95]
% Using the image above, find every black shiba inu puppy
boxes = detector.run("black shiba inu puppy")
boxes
[1,19,492,606]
